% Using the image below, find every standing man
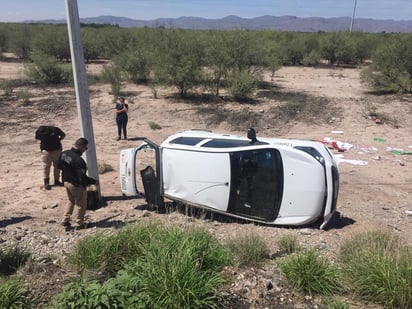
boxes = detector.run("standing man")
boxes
[114,97,128,141]
[58,137,97,230]
[35,125,66,190]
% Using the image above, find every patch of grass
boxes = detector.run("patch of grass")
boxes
[16,90,32,104]
[321,297,349,309]
[279,249,341,296]
[60,221,230,308]
[0,79,15,96]
[65,232,110,271]
[148,121,162,130]
[0,278,35,308]
[97,161,114,174]
[225,233,268,267]
[0,246,31,276]
[339,230,412,308]
[278,234,300,254]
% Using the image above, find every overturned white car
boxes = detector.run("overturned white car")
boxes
[120,129,339,229]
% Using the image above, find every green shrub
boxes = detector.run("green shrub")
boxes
[339,230,412,308]
[48,275,143,309]
[149,121,162,130]
[278,234,300,254]
[279,249,341,295]
[0,278,34,308]
[225,233,268,267]
[0,246,30,276]
[228,69,256,100]
[101,65,122,97]
[24,52,71,85]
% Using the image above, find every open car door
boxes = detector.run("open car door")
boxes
[120,140,160,197]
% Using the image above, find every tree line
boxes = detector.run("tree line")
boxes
[1,23,412,97]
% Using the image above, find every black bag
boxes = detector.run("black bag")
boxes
[87,185,100,210]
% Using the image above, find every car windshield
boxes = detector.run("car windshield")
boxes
[228,148,283,221]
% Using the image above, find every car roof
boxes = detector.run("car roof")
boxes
[161,129,321,150]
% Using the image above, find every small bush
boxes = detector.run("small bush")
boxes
[101,65,122,97]
[149,121,162,130]
[0,278,34,308]
[48,275,141,309]
[24,52,71,85]
[279,249,341,295]
[0,246,30,276]
[16,90,31,103]
[228,69,256,101]
[339,230,412,308]
[278,234,300,254]
[0,80,15,96]
[98,161,114,174]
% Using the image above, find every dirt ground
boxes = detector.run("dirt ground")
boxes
[1,55,412,307]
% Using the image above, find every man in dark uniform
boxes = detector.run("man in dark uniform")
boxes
[57,137,97,230]
[35,125,66,190]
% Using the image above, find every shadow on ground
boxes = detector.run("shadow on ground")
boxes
[0,216,32,228]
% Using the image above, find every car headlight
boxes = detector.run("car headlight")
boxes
[294,146,325,167]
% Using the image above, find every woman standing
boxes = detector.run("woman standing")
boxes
[115,97,128,140]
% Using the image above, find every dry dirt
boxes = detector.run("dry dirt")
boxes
[1,55,412,308]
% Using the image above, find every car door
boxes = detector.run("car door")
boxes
[162,148,231,212]
[120,142,158,196]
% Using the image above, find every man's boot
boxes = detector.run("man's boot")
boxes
[54,178,63,186]
[44,178,51,190]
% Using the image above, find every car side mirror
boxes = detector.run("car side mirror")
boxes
[247,128,258,143]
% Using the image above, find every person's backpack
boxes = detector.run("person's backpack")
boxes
[35,126,51,141]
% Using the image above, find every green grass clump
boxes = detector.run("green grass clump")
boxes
[279,249,341,296]
[59,221,230,308]
[149,121,162,130]
[225,233,268,267]
[278,234,300,254]
[0,278,34,308]
[65,232,110,270]
[321,297,349,309]
[339,230,412,308]
[0,246,31,276]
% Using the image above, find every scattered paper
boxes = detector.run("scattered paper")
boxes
[336,158,368,166]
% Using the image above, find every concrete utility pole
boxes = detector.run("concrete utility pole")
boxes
[350,0,357,32]
[65,0,100,194]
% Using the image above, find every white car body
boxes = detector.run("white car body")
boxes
[120,129,339,229]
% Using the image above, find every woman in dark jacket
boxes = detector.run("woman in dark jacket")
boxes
[115,97,128,140]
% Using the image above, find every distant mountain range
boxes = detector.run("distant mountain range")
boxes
[25,15,412,33]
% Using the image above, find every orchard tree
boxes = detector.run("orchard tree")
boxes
[31,25,70,61]
[361,35,412,93]
[153,29,205,97]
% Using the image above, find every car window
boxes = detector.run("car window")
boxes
[202,139,268,148]
[228,148,283,221]
[169,137,205,146]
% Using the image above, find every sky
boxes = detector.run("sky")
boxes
[1,0,412,23]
